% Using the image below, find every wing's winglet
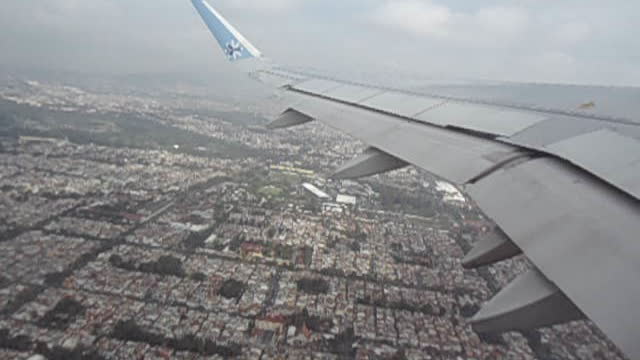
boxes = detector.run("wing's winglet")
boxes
[191,0,262,61]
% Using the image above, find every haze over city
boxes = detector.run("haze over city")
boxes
[0,0,638,359]
[1,0,639,87]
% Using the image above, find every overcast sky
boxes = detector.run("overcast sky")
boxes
[0,0,638,87]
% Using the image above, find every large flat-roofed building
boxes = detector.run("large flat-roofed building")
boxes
[301,183,330,199]
[336,194,356,206]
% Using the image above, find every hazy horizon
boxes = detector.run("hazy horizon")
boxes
[0,0,639,91]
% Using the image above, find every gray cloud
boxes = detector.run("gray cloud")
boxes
[225,0,304,13]
[0,0,638,87]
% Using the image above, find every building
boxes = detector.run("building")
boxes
[322,203,343,214]
[302,183,330,199]
[435,181,466,206]
[336,194,356,206]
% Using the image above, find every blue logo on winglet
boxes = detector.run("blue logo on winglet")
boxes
[225,40,245,60]
[192,0,261,62]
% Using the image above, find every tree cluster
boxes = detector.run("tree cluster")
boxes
[38,298,86,330]
[183,226,216,249]
[112,319,241,357]
[0,329,105,360]
[324,327,357,357]
[356,296,446,317]
[374,183,437,217]
[218,279,246,299]
[297,278,329,295]
[109,254,186,278]
[286,308,333,333]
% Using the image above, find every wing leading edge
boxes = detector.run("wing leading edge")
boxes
[190,1,640,358]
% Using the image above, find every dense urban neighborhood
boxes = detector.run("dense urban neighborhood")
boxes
[0,78,626,359]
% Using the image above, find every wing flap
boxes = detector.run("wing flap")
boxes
[322,84,383,103]
[507,116,603,147]
[360,91,445,118]
[295,78,345,94]
[288,95,521,184]
[287,76,640,201]
[545,129,640,198]
[467,157,640,358]
[417,102,547,136]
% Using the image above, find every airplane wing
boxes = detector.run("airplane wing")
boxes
[190,1,640,358]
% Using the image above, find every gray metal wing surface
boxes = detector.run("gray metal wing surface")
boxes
[264,71,640,358]
[190,1,640,357]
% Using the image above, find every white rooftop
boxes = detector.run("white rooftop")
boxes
[336,194,357,205]
[302,182,330,199]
